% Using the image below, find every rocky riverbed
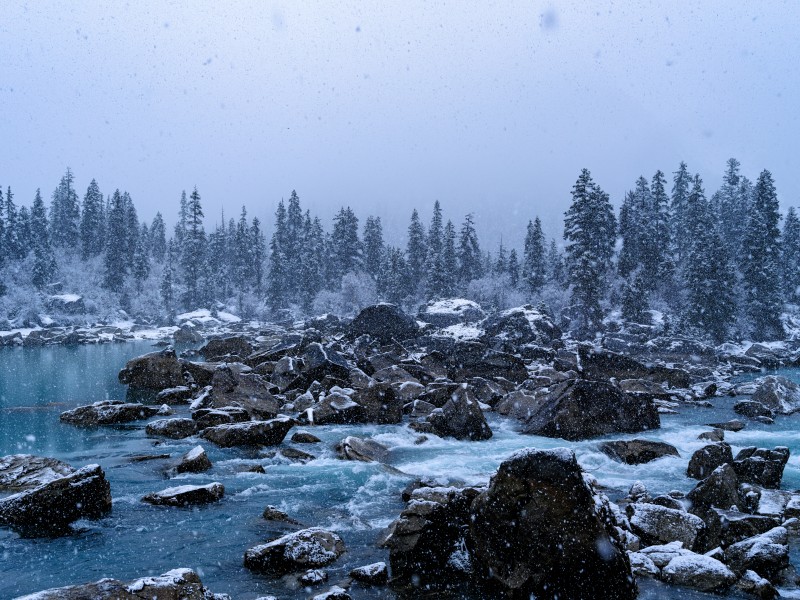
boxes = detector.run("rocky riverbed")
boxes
[4,301,800,598]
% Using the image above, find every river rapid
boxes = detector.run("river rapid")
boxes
[1,342,799,599]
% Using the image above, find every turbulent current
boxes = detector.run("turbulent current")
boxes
[1,341,799,599]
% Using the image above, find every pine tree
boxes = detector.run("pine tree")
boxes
[507,249,520,288]
[495,241,507,274]
[742,170,783,339]
[782,207,800,303]
[621,273,649,324]
[0,187,4,268]
[4,187,25,259]
[650,169,674,287]
[714,158,751,259]
[131,224,151,289]
[103,190,128,292]
[299,214,325,308]
[329,206,361,282]
[50,168,80,249]
[522,218,546,294]
[17,206,31,253]
[161,240,177,317]
[80,179,105,259]
[683,175,737,343]
[250,216,267,295]
[563,169,616,335]
[30,189,57,289]
[207,221,228,300]
[150,212,167,262]
[425,201,446,299]
[233,206,253,290]
[268,200,288,307]
[457,213,482,285]
[123,192,139,263]
[181,187,206,308]
[362,216,385,279]
[547,239,566,287]
[441,220,458,296]
[377,246,409,304]
[284,190,305,296]
[174,190,189,249]
[671,162,692,268]
[406,209,427,296]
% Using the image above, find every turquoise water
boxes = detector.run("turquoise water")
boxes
[1,344,799,598]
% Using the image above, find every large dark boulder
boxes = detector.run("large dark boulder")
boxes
[599,439,679,465]
[201,417,294,447]
[176,446,212,473]
[0,464,112,537]
[751,376,800,415]
[470,448,636,599]
[192,406,250,429]
[198,336,253,360]
[289,342,352,390]
[348,304,419,343]
[336,436,390,462]
[15,568,226,600]
[687,464,743,514]
[0,454,75,492]
[420,385,492,441]
[732,447,789,489]
[207,365,280,419]
[244,527,346,574]
[446,342,528,383]
[513,379,660,441]
[626,502,705,550]
[687,443,734,480]
[577,345,691,388]
[145,417,197,439]
[60,400,161,426]
[118,348,186,390]
[307,392,367,425]
[701,508,781,552]
[352,382,403,424]
[482,304,561,346]
[724,527,789,581]
[418,298,485,327]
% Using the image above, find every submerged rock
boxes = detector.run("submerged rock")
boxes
[142,482,225,506]
[263,505,301,525]
[470,448,637,599]
[15,568,227,600]
[243,527,346,574]
[60,400,161,426]
[0,463,112,537]
[336,436,389,463]
[599,439,679,465]
[201,417,294,447]
[707,419,746,432]
[0,454,75,492]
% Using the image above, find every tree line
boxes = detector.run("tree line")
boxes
[0,159,797,342]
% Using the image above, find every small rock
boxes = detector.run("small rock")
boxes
[291,431,322,444]
[599,439,679,465]
[176,445,212,474]
[706,419,745,432]
[299,569,328,586]
[243,527,346,574]
[662,553,736,593]
[145,417,197,439]
[349,562,388,585]
[60,400,161,426]
[263,505,301,525]
[142,482,225,506]
[698,428,724,442]
[336,436,389,463]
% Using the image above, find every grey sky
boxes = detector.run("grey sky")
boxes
[1,1,798,250]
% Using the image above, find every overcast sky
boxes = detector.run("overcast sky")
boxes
[1,1,798,249]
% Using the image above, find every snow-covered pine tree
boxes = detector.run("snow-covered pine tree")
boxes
[441,220,458,296]
[233,206,253,290]
[782,207,800,303]
[150,212,167,262]
[377,246,409,304]
[457,213,482,285]
[425,201,446,299]
[329,206,361,283]
[103,190,128,292]
[17,206,31,252]
[682,175,737,343]
[284,190,305,297]
[546,239,565,287]
[206,219,228,300]
[742,170,783,339]
[650,169,674,287]
[670,161,692,268]
[563,168,616,335]
[80,179,105,259]
[268,199,288,307]
[180,187,206,309]
[250,216,267,296]
[123,192,139,263]
[522,217,546,294]
[507,249,520,288]
[30,189,57,289]
[161,240,177,318]
[494,241,507,275]
[406,209,427,297]
[50,168,80,249]
[4,187,25,259]
[174,190,188,249]
[299,214,325,308]
[617,190,637,279]
[621,272,649,324]
[713,158,751,261]
[0,187,4,268]
[131,223,151,289]
[362,216,385,280]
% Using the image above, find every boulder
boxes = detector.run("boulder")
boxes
[724,526,789,581]
[308,392,366,425]
[263,505,301,525]
[142,482,224,506]
[118,348,186,390]
[155,385,194,404]
[351,382,404,423]
[735,569,779,599]
[734,400,774,419]
[291,343,351,389]
[707,419,746,432]
[291,431,321,444]
[145,417,197,439]
[46,294,86,314]
[348,303,419,343]
[299,569,328,586]
[627,552,660,578]
[470,448,637,600]
[686,464,742,515]
[310,586,351,600]
[0,454,75,492]
[207,365,280,419]
[577,345,691,388]
[701,508,781,552]
[60,400,161,426]
[0,464,112,537]
[199,336,253,360]
[751,375,800,415]
[599,439,679,465]
[176,446,212,474]
[192,406,250,429]
[732,446,790,489]
[201,417,294,448]
[698,428,724,442]
[446,343,528,382]
[638,541,694,568]
[15,568,225,600]
[349,562,388,585]
[626,502,705,549]
[243,527,345,574]
[424,385,493,441]
[418,298,485,327]
[662,553,736,593]
[482,304,560,346]
[336,436,389,463]
[513,379,660,441]
[271,356,304,391]
[383,485,480,590]
[687,443,734,480]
